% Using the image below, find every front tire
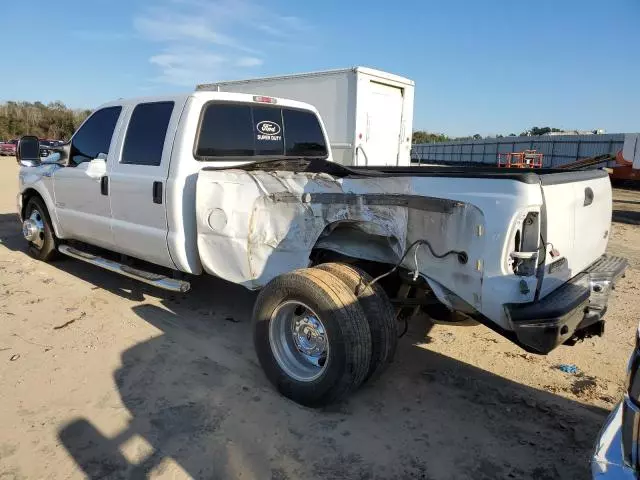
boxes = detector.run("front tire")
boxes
[253,268,371,407]
[23,197,58,261]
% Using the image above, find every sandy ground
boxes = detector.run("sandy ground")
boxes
[1,157,639,479]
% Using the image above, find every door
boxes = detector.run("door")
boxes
[107,101,177,269]
[53,106,123,249]
[365,81,404,166]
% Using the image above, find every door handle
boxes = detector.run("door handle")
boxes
[152,181,163,204]
[584,187,594,206]
[100,176,108,195]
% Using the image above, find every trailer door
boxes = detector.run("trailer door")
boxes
[365,81,404,166]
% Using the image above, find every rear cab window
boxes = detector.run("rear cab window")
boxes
[194,103,327,160]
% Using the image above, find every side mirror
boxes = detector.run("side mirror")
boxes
[16,136,40,167]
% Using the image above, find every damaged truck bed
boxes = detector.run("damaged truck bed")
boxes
[197,159,627,355]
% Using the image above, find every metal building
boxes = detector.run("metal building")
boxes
[411,134,632,168]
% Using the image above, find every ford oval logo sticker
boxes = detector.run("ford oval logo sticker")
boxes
[257,121,281,136]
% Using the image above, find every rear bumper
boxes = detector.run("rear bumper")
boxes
[507,255,628,354]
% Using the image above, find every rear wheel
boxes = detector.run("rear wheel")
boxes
[253,268,371,407]
[23,197,58,261]
[316,262,398,383]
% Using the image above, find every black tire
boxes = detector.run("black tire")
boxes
[253,268,371,407]
[24,197,58,261]
[316,263,398,383]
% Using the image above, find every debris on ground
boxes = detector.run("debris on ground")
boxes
[557,364,579,374]
[53,312,86,330]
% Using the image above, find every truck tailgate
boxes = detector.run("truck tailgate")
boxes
[538,170,612,298]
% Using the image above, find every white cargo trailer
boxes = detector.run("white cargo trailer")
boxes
[197,67,415,167]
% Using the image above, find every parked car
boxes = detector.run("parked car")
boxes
[39,139,62,158]
[0,139,18,156]
[592,326,640,478]
[15,88,627,407]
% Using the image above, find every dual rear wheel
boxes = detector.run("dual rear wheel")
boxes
[21,199,397,407]
[252,263,398,407]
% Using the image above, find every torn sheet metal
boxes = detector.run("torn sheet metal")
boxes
[196,168,486,313]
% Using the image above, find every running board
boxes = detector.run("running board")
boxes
[58,244,190,293]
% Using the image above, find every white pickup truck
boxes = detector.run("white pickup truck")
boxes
[15,90,627,407]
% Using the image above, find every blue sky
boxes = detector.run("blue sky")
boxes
[1,0,638,136]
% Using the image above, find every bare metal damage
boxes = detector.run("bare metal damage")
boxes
[196,169,486,311]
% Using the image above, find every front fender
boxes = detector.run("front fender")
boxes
[19,164,63,238]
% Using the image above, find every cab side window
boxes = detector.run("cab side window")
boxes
[121,102,174,166]
[71,106,122,165]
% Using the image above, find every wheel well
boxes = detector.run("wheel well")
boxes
[21,189,45,219]
[311,221,402,267]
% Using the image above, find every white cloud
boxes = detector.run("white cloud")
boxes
[256,15,308,39]
[71,30,129,41]
[147,50,264,87]
[134,0,314,86]
[149,48,227,86]
[134,11,254,53]
[235,57,263,67]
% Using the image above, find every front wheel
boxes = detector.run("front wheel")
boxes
[23,197,58,261]
[253,268,372,407]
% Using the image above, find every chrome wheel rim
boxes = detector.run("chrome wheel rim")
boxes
[23,209,45,250]
[269,301,329,382]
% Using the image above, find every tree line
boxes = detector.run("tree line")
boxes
[0,101,92,142]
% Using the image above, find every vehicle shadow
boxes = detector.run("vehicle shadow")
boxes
[50,260,609,479]
[0,212,611,478]
[0,212,25,252]
[612,209,640,225]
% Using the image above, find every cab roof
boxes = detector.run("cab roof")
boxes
[95,91,320,115]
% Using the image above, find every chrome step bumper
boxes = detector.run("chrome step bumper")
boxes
[58,244,190,293]
[506,254,628,354]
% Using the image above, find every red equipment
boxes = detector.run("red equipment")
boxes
[497,150,543,168]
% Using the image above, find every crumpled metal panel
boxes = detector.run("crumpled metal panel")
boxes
[196,168,486,314]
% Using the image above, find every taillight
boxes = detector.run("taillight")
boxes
[510,211,540,276]
[253,95,277,104]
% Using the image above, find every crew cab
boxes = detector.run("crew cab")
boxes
[15,90,627,406]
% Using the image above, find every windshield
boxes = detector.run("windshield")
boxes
[194,102,328,160]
